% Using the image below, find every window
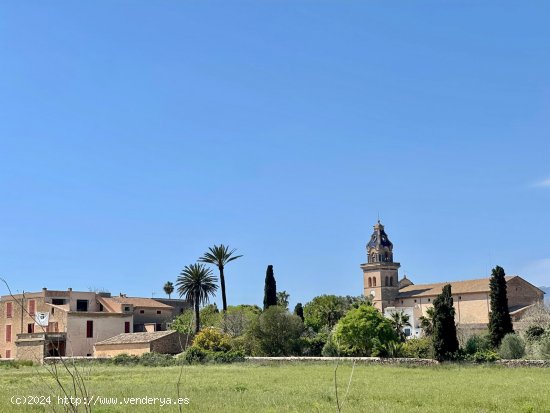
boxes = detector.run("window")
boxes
[404,328,411,337]
[373,278,376,287]
[51,307,55,314]
[428,298,431,302]
[156,323,162,331]
[390,277,393,287]
[125,322,131,333]
[156,310,161,315]
[6,350,11,358]
[27,323,34,333]
[139,310,144,314]
[6,302,12,318]
[52,298,65,305]
[124,306,131,312]
[76,300,88,312]
[5,325,12,342]
[86,321,93,338]
[28,300,36,315]
[385,277,388,286]
[99,304,104,312]
[368,278,372,288]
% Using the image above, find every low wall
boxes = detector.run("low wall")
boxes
[496,359,550,368]
[246,357,439,366]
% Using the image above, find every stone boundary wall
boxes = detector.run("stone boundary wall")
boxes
[496,359,550,367]
[246,356,439,366]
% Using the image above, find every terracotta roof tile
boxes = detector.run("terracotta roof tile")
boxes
[102,297,173,309]
[94,331,175,345]
[397,276,516,298]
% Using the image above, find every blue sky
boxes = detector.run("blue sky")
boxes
[1,2,549,309]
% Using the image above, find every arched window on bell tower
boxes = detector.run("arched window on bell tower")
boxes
[373,278,376,287]
[390,276,393,286]
[368,277,372,287]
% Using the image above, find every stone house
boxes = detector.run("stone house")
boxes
[93,330,191,357]
[0,288,187,363]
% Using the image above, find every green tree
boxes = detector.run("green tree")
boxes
[303,295,348,332]
[176,263,218,333]
[419,307,435,337]
[388,310,412,342]
[276,290,290,309]
[220,305,261,337]
[248,306,304,356]
[333,305,397,356]
[432,284,459,361]
[263,265,277,309]
[199,244,243,313]
[489,265,514,348]
[171,304,222,334]
[163,281,174,299]
[294,302,304,321]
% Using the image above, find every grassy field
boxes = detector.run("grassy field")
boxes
[0,362,549,412]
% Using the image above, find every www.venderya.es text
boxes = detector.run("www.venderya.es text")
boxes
[11,395,190,407]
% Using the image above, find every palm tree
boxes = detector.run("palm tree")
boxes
[199,244,242,312]
[389,310,412,342]
[176,263,218,333]
[163,281,174,299]
[419,307,435,337]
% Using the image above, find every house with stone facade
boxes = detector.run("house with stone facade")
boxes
[0,288,188,363]
[361,221,545,338]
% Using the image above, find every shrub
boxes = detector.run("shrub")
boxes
[138,352,176,367]
[210,350,245,364]
[192,327,231,352]
[183,346,208,364]
[299,327,329,356]
[464,333,492,355]
[402,338,434,359]
[499,333,525,360]
[229,335,257,356]
[466,350,500,363]
[111,353,140,365]
[525,325,545,342]
[538,336,550,360]
[333,305,397,356]
[321,331,340,357]
[248,306,304,356]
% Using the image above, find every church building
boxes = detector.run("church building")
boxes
[361,221,545,337]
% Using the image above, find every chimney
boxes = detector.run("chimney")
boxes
[68,288,72,292]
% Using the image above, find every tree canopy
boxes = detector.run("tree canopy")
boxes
[489,265,514,347]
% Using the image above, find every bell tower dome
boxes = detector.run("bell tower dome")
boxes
[361,221,400,312]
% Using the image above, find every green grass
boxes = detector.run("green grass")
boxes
[0,362,549,412]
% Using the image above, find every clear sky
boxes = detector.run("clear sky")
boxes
[1,2,549,309]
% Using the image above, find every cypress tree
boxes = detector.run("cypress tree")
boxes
[263,265,277,310]
[432,284,459,361]
[294,302,304,322]
[489,265,513,347]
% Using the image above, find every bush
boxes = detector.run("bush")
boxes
[321,331,340,357]
[182,347,245,364]
[138,352,176,367]
[248,306,304,356]
[183,346,208,364]
[466,350,500,363]
[192,327,232,352]
[402,338,434,359]
[112,353,140,365]
[499,333,525,360]
[525,325,545,342]
[300,327,329,356]
[464,333,492,355]
[538,336,550,360]
[0,360,34,369]
[333,305,397,356]
[210,350,245,364]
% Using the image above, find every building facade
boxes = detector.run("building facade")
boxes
[0,288,187,362]
[361,221,545,337]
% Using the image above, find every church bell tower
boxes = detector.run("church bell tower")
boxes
[360,221,400,312]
